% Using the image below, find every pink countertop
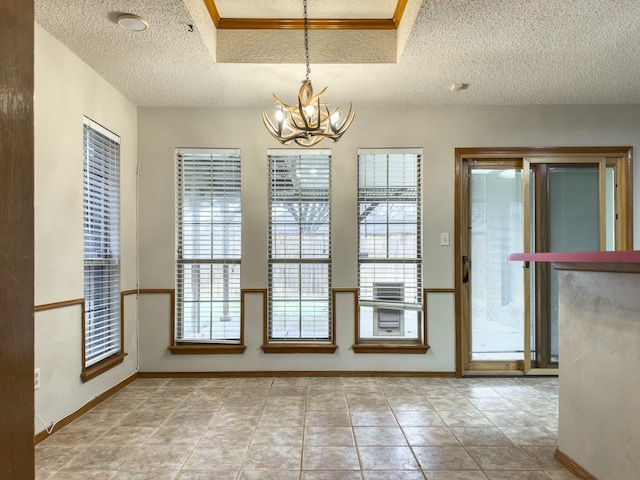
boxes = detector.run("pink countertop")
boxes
[508,251,640,263]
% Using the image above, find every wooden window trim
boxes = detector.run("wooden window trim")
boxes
[82,287,125,381]
[352,288,447,353]
[80,352,127,382]
[261,344,338,354]
[352,344,429,354]
[175,149,242,347]
[82,120,122,376]
[167,287,252,354]
[169,344,247,355]
[355,150,427,352]
[352,293,431,353]
[266,151,333,347]
[260,288,337,354]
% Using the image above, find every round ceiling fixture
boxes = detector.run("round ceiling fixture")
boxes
[117,14,149,32]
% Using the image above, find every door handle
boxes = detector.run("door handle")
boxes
[462,255,470,283]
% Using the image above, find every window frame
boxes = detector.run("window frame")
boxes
[171,148,246,355]
[354,148,428,353]
[264,148,337,354]
[82,117,126,381]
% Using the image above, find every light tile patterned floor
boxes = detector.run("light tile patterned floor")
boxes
[35,376,578,479]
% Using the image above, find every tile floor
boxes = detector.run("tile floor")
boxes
[35,376,578,479]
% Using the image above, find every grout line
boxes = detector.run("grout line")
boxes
[36,376,563,478]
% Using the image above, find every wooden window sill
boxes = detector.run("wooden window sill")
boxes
[352,344,430,354]
[261,344,338,354]
[81,352,127,382]
[168,344,247,355]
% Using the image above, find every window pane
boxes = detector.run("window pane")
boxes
[359,263,420,304]
[178,263,241,341]
[268,151,331,343]
[470,168,524,361]
[176,149,242,344]
[83,119,121,367]
[357,150,422,343]
[548,166,599,362]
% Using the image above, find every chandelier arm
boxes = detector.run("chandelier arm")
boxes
[272,93,288,107]
[315,96,322,129]
[268,126,314,144]
[262,113,290,144]
[324,106,337,135]
[308,86,328,105]
[298,103,312,130]
[262,112,278,135]
[333,103,355,134]
[338,109,356,135]
[290,110,311,131]
[295,135,325,147]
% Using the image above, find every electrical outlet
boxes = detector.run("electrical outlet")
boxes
[34,368,40,390]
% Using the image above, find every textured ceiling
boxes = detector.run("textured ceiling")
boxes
[34,0,640,108]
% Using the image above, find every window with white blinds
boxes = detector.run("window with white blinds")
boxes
[83,118,121,368]
[357,149,422,342]
[268,149,332,343]
[176,148,241,344]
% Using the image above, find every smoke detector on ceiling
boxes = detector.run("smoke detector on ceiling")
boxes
[117,14,149,32]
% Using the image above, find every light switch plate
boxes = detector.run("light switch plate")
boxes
[440,232,450,246]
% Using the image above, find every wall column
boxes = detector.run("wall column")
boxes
[0,1,35,478]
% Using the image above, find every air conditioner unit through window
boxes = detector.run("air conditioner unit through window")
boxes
[373,282,404,336]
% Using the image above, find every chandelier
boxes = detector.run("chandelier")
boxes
[262,0,355,147]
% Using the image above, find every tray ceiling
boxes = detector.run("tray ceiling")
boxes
[34,0,640,107]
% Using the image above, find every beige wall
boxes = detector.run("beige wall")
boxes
[137,104,640,373]
[34,24,138,434]
[33,18,640,431]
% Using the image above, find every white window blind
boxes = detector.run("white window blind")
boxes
[357,149,422,341]
[268,149,332,343]
[83,117,121,367]
[176,148,241,343]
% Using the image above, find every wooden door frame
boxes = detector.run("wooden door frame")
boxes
[454,147,633,377]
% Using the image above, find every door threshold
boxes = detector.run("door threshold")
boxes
[463,370,524,377]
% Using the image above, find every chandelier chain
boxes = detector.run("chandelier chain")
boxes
[303,0,310,80]
[261,0,355,146]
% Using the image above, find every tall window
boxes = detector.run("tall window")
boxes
[268,149,332,344]
[176,148,241,344]
[83,117,121,373]
[357,149,422,343]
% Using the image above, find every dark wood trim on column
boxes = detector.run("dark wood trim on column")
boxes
[0,1,35,478]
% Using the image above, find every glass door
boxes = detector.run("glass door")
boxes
[526,159,607,370]
[462,161,529,373]
[456,148,632,376]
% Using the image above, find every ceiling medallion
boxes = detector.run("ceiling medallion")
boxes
[262,0,355,147]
